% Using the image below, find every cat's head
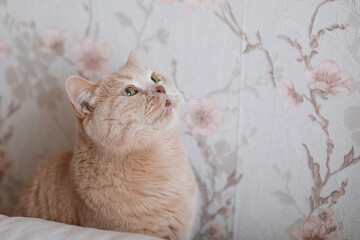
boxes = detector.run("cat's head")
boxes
[66,51,182,153]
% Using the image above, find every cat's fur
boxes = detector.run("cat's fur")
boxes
[14,52,198,240]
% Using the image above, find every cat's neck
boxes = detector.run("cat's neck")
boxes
[73,123,182,164]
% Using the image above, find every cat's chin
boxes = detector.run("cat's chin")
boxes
[152,107,176,129]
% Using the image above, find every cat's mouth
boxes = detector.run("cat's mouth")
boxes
[154,99,173,120]
[165,100,171,108]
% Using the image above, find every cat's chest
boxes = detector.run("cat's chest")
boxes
[81,162,188,218]
[87,156,186,194]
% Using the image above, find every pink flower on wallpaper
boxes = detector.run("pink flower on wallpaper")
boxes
[282,78,303,109]
[187,0,224,11]
[72,38,113,79]
[184,97,225,136]
[41,28,68,51]
[321,207,336,230]
[290,216,336,240]
[0,39,8,60]
[307,60,354,97]
[0,150,11,177]
[209,222,222,238]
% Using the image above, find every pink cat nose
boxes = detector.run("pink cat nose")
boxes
[155,86,166,94]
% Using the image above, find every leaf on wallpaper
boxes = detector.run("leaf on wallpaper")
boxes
[156,28,168,45]
[239,135,248,146]
[309,50,318,59]
[142,45,149,53]
[242,83,260,98]
[319,196,329,205]
[284,170,291,181]
[5,67,18,85]
[94,23,100,38]
[42,74,59,88]
[273,164,281,175]
[350,82,360,92]
[0,127,12,146]
[137,0,153,14]
[22,32,30,42]
[222,152,237,173]
[3,13,17,31]
[349,37,360,63]
[343,147,354,167]
[12,84,26,101]
[37,60,49,72]
[17,55,36,78]
[34,81,45,92]
[344,106,360,131]
[349,4,360,29]
[7,102,20,117]
[115,12,133,27]
[273,191,296,205]
[226,170,242,186]
[281,36,301,50]
[313,163,322,188]
[232,66,240,77]
[14,37,29,54]
[0,0,7,7]
[36,86,63,110]
[351,131,360,147]
[36,49,57,63]
[214,140,231,156]
[243,43,259,54]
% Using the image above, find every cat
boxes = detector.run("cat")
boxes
[13,51,198,240]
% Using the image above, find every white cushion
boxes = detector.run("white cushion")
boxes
[0,214,162,240]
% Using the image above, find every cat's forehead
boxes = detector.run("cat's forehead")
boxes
[117,66,151,80]
[107,65,154,85]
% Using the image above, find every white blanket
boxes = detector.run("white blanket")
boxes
[0,214,161,240]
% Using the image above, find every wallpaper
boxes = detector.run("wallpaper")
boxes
[0,0,359,239]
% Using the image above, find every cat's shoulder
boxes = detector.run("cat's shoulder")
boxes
[43,149,73,162]
[37,149,74,171]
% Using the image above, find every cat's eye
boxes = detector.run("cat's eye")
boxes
[151,74,160,83]
[122,87,138,96]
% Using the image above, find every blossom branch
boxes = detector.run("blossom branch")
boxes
[24,20,76,72]
[135,1,155,49]
[278,35,312,67]
[83,0,93,39]
[310,23,349,48]
[184,131,242,240]
[280,2,349,66]
[208,75,239,97]
[304,142,360,217]
[214,1,277,88]
[0,100,20,132]
[308,0,336,40]
[55,48,75,66]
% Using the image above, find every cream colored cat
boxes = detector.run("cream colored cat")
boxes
[14,52,198,240]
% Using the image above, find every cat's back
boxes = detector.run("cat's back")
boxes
[14,149,79,224]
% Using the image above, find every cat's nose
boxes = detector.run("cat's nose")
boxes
[155,86,166,94]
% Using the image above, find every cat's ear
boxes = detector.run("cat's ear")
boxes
[65,76,96,119]
[125,50,137,67]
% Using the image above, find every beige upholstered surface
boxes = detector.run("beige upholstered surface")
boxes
[0,214,161,240]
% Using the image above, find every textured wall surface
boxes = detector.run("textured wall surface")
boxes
[0,0,359,239]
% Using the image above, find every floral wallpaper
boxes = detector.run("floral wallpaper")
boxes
[0,0,359,239]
